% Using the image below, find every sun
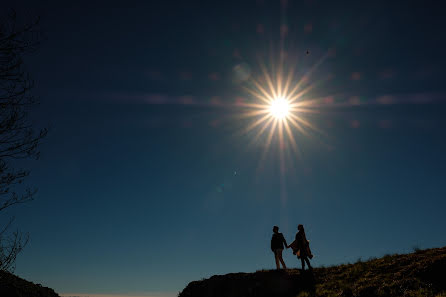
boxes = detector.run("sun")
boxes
[270,97,290,119]
[237,56,326,160]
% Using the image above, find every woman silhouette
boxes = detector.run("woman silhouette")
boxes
[294,224,313,271]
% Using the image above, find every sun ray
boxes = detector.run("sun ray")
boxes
[278,119,285,150]
[243,85,273,104]
[289,107,320,114]
[237,110,271,120]
[262,118,278,156]
[250,79,275,102]
[259,62,278,99]
[242,114,271,134]
[252,116,276,143]
[282,66,296,97]
[278,121,286,180]
[284,74,310,101]
[277,56,284,98]
[287,116,310,136]
[288,82,317,103]
[289,113,324,135]
[239,104,271,111]
[292,99,320,108]
[283,119,301,157]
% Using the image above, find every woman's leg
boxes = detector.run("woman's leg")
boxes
[304,257,312,269]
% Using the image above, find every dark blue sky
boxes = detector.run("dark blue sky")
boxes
[5,1,446,296]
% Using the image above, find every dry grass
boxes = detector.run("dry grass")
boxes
[180,246,446,297]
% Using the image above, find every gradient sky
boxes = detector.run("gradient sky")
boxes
[4,1,446,296]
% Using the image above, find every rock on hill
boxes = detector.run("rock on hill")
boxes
[179,246,446,297]
[0,270,59,297]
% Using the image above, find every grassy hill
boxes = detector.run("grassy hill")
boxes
[0,270,59,297]
[179,246,446,297]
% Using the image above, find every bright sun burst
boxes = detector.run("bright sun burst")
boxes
[269,97,290,119]
[239,57,325,159]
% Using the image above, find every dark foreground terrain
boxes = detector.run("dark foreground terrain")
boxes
[0,246,444,297]
[179,246,446,297]
[0,270,59,297]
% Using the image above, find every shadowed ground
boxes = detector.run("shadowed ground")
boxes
[0,270,59,297]
[179,246,446,297]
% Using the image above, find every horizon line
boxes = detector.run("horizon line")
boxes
[60,292,177,297]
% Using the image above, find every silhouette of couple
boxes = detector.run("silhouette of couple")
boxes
[271,224,313,271]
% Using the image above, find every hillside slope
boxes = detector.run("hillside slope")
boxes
[179,246,446,297]
[0,271,59,297]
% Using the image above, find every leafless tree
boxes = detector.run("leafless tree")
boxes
[0,11,47,273]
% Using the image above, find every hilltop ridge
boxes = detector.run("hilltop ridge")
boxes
[0,270,59,297]
[179,246,446,297]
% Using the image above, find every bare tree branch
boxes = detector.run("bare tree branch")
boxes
[0,10,45,273]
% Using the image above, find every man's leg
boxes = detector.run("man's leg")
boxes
[274,251,280,270]
[301,257,305,270]
[277,249,287,269]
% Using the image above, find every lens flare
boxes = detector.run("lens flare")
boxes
[270,97,290,119]
[237,54,330,162]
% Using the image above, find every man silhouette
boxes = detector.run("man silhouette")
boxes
[271,226,288,270]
